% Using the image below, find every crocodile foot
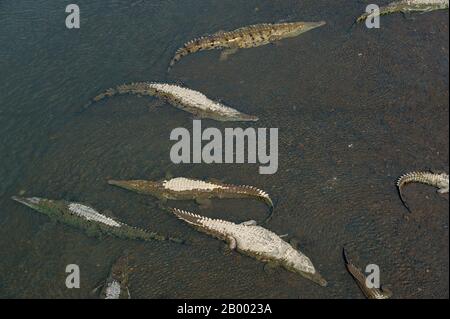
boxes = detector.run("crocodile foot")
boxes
[220,48,239,61]
[263,262,279,274]
[240,220,257,226]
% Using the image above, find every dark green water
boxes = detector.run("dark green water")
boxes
[0,0,448,298]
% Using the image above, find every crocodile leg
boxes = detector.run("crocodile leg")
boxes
[438,186,449,194]
[148,99,166,109]
[401,11,415,20]
[418,6,434,14]
[263,262,279,274]
[380,285,393,298]
[195,197,213,209]
[240,220,257,226]
[226,235,237,250]
[219,48,239,61]
[156,199,168,210]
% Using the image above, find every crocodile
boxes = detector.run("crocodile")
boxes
[98,255,132,299]
[343,248,392,299]
[168,21,326,71]
[108,177,275,222]
[397,171,449,212]
[356,0,449,23]
[171,208,327,287]
[87,82,258,122]
[11,196,184,244]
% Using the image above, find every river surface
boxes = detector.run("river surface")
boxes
[0,0,448,298]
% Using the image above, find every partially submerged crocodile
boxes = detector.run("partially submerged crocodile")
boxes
[168,21,326,71]
[87,82,258,122]
[97,255,132,299]
[11,196,184,244]
[343,248,392,299]
[171,208,327,287]
[397,171,449,212]
[108,177,275,222]
[356,0,449,23]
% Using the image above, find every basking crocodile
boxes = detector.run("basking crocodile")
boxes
[356,0,449,23]
[97,255,132,299]
[343,248,392,299]
[397,171,449,212]
[168,21,326,71]
[171,208,327,287]
[87,82,258,122]
[11,196,184,244]
[108,177,275,222]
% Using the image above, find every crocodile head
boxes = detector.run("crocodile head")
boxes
[108,180,161,195]
[223,113,259,122]
[11,196,60,219]
[300,269,328,287]
[12,196,44,210]
[437,173,449,191]
[284,250,328,287]
[280,21,326,38]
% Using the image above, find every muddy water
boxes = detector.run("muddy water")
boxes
[0,0,448,298]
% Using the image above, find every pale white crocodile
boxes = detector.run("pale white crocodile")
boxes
[171,208,327,286]
[87,82,258,122]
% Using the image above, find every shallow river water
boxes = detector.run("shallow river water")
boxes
[0,0,448,298]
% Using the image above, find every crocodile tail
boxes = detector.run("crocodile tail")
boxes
[243,185,274,223]
[342,247,366,284]
[355,3,399,25]
[261,192,275,224]
[168,37,211,72]
[355,12,370,24]
[262,192,274,211]
[264,197,280,224]
[168,47,190,71]
[83,87,118,108]
[171,208,206,227]
[167,235,186,244]
[397,185,412,214]
[85,82,155,108]
[396,173,417,213]
[134,225,185,245]
[254,187,274,215]
[239,185,274,210]
[342,247,359,276]
[342,247,351,265]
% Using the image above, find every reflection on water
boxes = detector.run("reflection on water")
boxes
[0,0,448,298]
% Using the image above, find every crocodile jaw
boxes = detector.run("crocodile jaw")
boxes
[296,269,328,287]
[108,180,135,191]
[12,196,43,210]
[284,251,328,287]
[300,21,327,33]
[284,21,326,38]
[220,113,259,122]
[108,179,160,194]
[437,173,449,193]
